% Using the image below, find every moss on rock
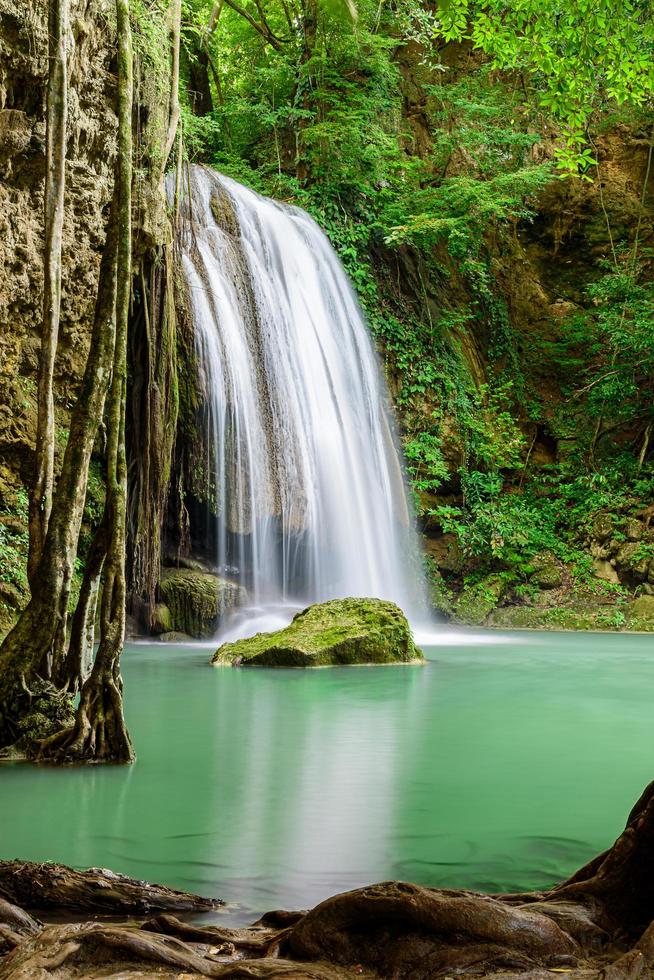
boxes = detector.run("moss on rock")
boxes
[454,574,508,626]
[488,605,601,630]
[159,569,246,639]
[529,553,563,589]
[151,603,173,634]
[212,597,424,667]
[626,595,654,630]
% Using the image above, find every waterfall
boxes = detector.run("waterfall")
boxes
[176,165,425,639]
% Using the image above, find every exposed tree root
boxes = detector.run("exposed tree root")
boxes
[547,779,654,935]
[141,911,293,956]
[0,899,40,955]
[284,881,581,977]
[35,664,134,764]
[0,921,354,979]
[0,861,220,914]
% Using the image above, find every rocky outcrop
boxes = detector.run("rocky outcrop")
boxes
[212,597,424,667]
[159,569,246,639]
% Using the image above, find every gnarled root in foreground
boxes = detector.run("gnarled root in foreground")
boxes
[284,881,583,978]
[0,861,221,914]
[546,779,654,936]
[34,666,134,764]
[0,921,352,979]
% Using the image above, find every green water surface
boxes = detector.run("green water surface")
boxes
[1,630,653,923]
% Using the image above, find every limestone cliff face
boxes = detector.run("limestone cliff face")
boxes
[0,0,117,500]
[0,0,118,633]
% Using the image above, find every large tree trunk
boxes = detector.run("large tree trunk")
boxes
[188,46,214,115]
[0,189,119,750]
[160,0,181,180]
[28,0,68,587]
[37,0,135,764]
[57,511,109,692]
[128,259,179,630]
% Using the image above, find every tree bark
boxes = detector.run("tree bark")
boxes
[57,511,109,692]
[28,0,68,587]
[0,189,119,749]
[0,861,220,914]
[37,0,135,764]
[161,0,181,179]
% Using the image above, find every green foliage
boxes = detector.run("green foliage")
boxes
[561,257,654,432]
[432,0,654,174]
[0,490,29,594]
[405,430,449,495]
[433,455,654,581]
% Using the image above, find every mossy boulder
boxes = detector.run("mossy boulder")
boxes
[626,595,654,630]
[159,630,194,643]
[592,559,620,585]
[625,518,644,542]
[592,513,614,542]
[159,569,247,639]
[529,552,563,589]
[151,602,173,634]
[615,542,649,578]
[454,574,508,626]
[212,598,424,668]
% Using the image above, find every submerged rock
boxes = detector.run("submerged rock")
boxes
[159,569,247,639]
[212,597,424,667]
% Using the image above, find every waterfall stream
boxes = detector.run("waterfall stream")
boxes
[177,166,425,639]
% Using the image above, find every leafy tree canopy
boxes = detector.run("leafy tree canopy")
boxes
[432,0,654,172]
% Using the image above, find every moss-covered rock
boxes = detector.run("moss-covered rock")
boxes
[592,559,620,584]
[592,513,615,542]
[624,518,644,542]
[529,552,563,589]
[626,595,654,630]
[212,598,424,667]
[159,630,194,643]
[615,542,649,578]
[160,570,246,639]
[454,574,508,626]
[488,605,601,631]
[151,602,173,634]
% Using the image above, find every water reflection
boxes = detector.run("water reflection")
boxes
[1,634,653,923]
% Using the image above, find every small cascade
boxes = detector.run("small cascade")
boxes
[176,165,426,638]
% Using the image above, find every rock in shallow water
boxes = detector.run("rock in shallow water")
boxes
[159,569,247,639]
[212,597,424,667]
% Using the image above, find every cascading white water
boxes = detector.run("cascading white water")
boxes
[177,165,425,638]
